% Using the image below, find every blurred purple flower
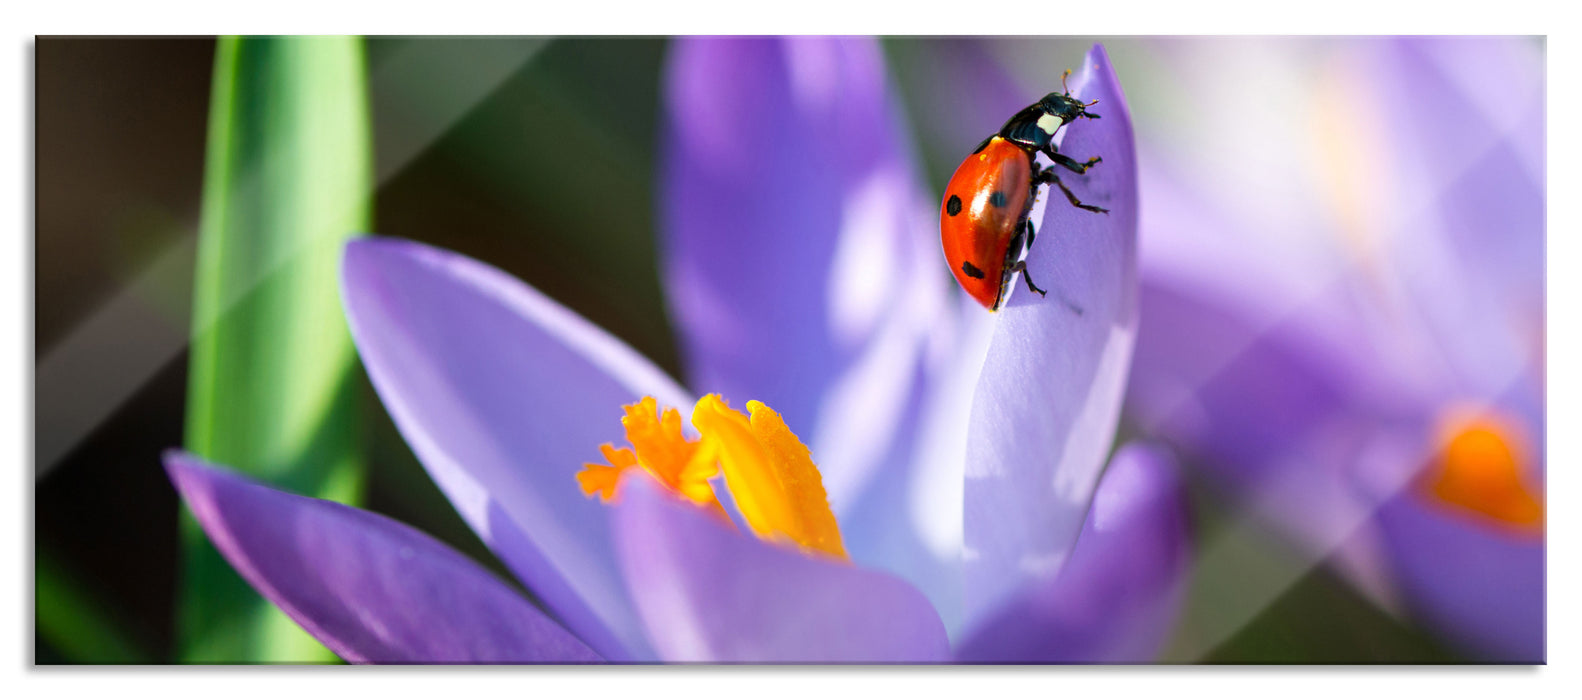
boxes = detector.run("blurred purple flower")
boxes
[1123,36,1543,661]
[169,38,1192,663]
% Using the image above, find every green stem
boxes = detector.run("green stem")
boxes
[180,35,371,663]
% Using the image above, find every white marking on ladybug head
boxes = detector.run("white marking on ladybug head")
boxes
[1035,112,1062,135]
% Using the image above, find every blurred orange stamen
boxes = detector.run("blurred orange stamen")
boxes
[1420,407,1543,536]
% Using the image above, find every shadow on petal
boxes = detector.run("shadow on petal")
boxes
[613,476,950,663]
[958,444,1191,663]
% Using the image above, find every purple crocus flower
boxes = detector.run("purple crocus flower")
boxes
[169,38,1191,663]
[1121,37,1543,661]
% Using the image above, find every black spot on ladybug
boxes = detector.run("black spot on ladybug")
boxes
[946,195,962,217]
[989,191,1007,208]
[961,261,985,279]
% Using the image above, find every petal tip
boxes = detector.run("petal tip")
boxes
[341,235,427,286]
[162,450,223,508]
[339,234,385,270]
[1092,442,1189,534]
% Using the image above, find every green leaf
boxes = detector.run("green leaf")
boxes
[180,35,371,663]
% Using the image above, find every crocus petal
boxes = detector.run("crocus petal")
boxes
[1126,38,1546,626]
[957,444,1191,663]
[341,237,693,661]
[1128,277,1405,539]
[165,452,601,664]
[612,476,950,663]
[963,44,1139,623]
[658,36,942,513]
[838,38,1044,637]
[1368,37,1544,403]
[1127,272,1440,612]
[1372,489,1544,662]
[841,293,995,635]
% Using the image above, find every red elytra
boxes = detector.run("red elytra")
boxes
[939,136,1035,311]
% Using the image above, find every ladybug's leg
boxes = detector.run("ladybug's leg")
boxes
[1046,151,1103,175]
[1013,259,1087,315]
[1042,173,1109,214]
[1025,219,1036,248]
[1008,260,1047,298]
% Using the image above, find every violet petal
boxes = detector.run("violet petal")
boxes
[341,237,693,661]
[1126,39,1546,632]
[658,36,942,513]
[612,476,950,663]
[1374,491,1544,662]
[957,444,1191,663]
[1369,37,1544,403]
[165,452,601,664]
[1127,277,1412,555]
[963,44,1139,623]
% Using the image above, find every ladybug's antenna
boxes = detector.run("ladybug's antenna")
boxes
[1061,69,1072,94]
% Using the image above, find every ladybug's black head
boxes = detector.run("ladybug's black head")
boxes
[1036,91,1100,125]
[996,69,1102,156]
[1044,68,1101,123]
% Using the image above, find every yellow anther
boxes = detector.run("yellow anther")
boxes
[690,395,848,560]
[1420,407,1543,536]
[578,394,847,561]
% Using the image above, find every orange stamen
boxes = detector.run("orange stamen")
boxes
[690,395,848,560]
[577,394,847,560]
[578,443,637,502]
[1419,407,1544,536]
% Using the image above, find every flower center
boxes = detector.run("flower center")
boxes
[1418,406,1543,536]
[578,394,848,560]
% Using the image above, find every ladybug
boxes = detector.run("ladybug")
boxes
[940,70,1107,311]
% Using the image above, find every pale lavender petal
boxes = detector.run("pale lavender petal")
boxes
[832,39,1040,637]
[963,44,1139,624]
[1127,275,1423,604]
[341,237,693,661]
[1128,38,1354,298]
[658,36,965,628]
[1128,276,1410,500]
[1373,490,1544,662]
[165,452,601,664]
[658,36,943,514]
[841,293,995,636]
[612,477,950,663]
[1137,265,1547,660]
[957,444,1191,663]
[1126,38,1546,619]
[1369,37,1545,403]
